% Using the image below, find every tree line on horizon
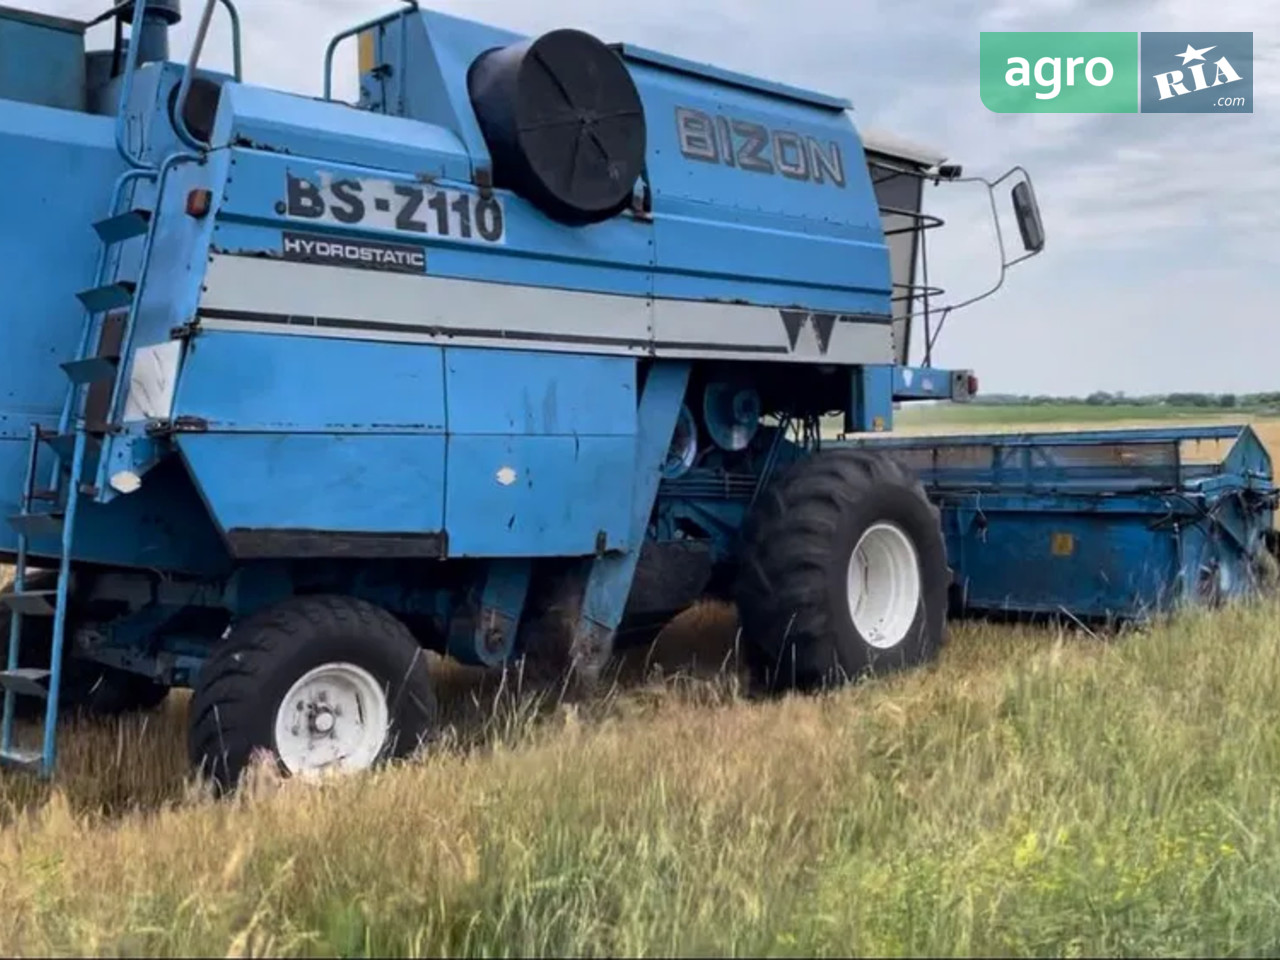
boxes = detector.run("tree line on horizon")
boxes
[970,391,1280,410]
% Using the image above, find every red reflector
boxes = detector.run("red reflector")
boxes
[186,188,212,218]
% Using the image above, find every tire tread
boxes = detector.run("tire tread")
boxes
[735,449,946,691]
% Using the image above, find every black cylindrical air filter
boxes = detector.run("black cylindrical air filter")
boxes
[467,29,647,227]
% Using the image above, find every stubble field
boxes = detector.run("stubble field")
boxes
[1,414,1277,957]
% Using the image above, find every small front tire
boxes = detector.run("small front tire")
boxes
[187,595,437,793]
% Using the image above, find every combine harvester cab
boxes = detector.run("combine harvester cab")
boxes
[0,0,1273,788]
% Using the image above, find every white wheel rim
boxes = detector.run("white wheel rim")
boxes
[845,522,922,650]
[273,662,390,778]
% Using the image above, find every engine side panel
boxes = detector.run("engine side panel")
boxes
[442,348,637,557]
[168,329,638,559]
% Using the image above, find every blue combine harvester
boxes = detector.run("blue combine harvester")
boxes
[0,0,1275,788]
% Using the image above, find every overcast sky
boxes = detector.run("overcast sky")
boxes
[31,0,1280,395]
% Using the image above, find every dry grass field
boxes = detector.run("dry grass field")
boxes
[0,414,1277,956]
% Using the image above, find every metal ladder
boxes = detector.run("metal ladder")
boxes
[0,0,239,777]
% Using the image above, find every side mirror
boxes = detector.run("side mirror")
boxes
[1011,180,1045,253]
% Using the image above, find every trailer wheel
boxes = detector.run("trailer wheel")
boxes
[187,595,436,793]
[735,450,948,692]
[0,575,170,720]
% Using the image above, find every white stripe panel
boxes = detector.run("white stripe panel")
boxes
[652,300,893,363]
[201,255,652,344]
[198,255,894,364]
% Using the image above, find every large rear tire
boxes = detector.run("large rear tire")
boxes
[735,450,949,692]
[187,595,437,793]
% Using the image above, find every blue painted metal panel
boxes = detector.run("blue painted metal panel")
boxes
[444,349,635,436]
[170,337,634,559]
[174,330,447,432]
[444,435,635,557]
[375,9,520,161]
[0,9,84,112]
[851,365,895,432]
[207,150,883,314]
[444,348,637,557]
[118,145,229,361]
[176,433,447,547]
[332,9,892,316]
[1,446,230,576]
[617,45,852,111]
[941,502,1183,618]
[893,366,964,401]
[624,56,889,313]
[578,361,691,632]
[847,425,1277,620]
[0,99,125,558]
[853,425,1275,495]
[171,330,448,555]
[0,102,121,423]
[447,558,531,667]
[210,83,473,181]
[212,148,655,298]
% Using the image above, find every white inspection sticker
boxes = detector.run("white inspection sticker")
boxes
[123,340,182,422]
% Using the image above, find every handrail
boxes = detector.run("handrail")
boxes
[112,0,154,169]
[171,0,217,149]
[218,0,243,82]
[323,0,418,103]
[51,166,156,477]
[102,151,203,429]
[172,0,244,149]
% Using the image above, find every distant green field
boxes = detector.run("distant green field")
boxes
[895,403,1279,427]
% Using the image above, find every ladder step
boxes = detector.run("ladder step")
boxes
[40,431,101,462]
[29,488,59,503]
[76,280,135,314]
[60,356,118,385]
[0,668,51,699]
[1,590,57,616]
[0,748,44,773]
[6,512,64,539]
[93,208,151,244]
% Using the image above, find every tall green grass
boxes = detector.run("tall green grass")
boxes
[3,601,1280,956]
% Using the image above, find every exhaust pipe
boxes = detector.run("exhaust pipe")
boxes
[120,0,183,66]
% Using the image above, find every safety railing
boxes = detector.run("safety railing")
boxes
[323,0,419,110]
[173,0,244,149]
[102,151,202,428]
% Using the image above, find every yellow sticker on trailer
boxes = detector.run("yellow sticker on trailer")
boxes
[358,29,376,76]
[1051,532,1075,557]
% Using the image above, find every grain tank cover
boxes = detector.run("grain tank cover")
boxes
[467,29,647,226]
